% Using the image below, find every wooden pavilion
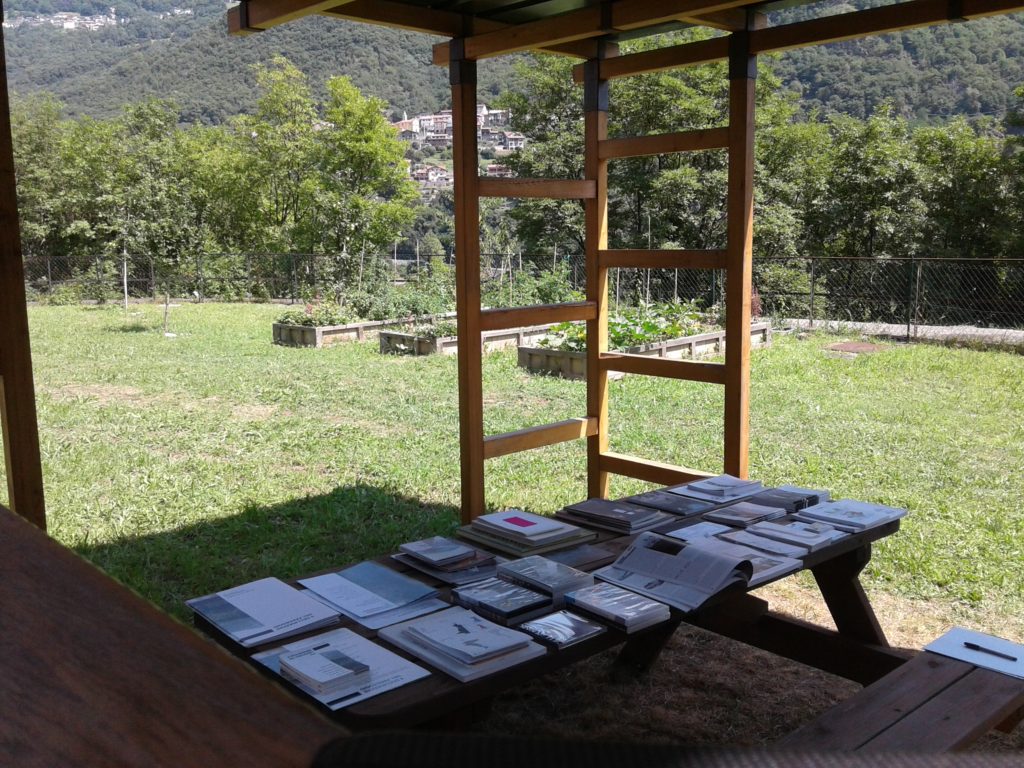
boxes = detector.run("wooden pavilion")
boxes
[2,1,1024,764]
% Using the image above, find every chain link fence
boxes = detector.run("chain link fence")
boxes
[22,250,1024,334]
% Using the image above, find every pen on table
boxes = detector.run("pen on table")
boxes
[963,641,1018,662]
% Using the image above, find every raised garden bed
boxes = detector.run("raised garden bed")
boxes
[379,324,557,356]
[273,311,456,348]
[518,321,772,380]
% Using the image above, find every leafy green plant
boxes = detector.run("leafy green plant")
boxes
[408,320,458,339]
[539,300,714,352]
[275,303,352,326]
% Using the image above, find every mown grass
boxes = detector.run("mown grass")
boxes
[5,303,1022,621]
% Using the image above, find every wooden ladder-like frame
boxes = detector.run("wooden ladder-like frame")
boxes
[448,30,756,523]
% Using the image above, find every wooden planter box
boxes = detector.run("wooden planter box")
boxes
[379,324,557,357]
[518,321,772,380]
[273,311,457,348]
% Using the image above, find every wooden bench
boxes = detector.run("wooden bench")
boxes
[780,650,1024,752]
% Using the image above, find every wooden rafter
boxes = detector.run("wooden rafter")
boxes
[432,0,753,63]
[574,0,1024,81]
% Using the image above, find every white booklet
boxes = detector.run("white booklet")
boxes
[595,532,753,612]
[665,521,732,542]
[925,627,1024,679]
[720,529,809,558]
[379,607,546,682]
[300,562,445,629]
[187,576,340,647]
[747,518,846,552]
[253,628,430,709]
[670,474,763,503]
[797,499,907,532]
[688,538,801,587]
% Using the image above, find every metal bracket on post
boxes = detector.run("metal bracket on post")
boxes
[948,0,967,22]
[448,39,476,86]
[728,31,757,81]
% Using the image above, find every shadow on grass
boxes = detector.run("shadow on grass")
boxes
[76,483,461,620]
[109,322,153,333]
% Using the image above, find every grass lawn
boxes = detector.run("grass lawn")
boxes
[5,302,1023,626]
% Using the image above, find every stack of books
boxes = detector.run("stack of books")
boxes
[496,555,594,604]
[452,577,553,625]
[744,487,816,514]
[669,474,763,503]
[518,610,607,649]
[187,576,341,647]
[278,643,370,698]
[747,517,847,552]
[778,484,831,506]
[624,489,715,518]
[378,606,546,682]
[299,562,445,629]
[252,628,430,711]
[456,510,597,556]
[704,501,787,527]
[564,582,670,634]
[392,536,498,586]
[796,499,906,532]
[557,498,674,534]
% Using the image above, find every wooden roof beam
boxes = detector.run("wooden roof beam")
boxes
[227,0,355,34]
[432,0,752,64]
[573,0,1024,81]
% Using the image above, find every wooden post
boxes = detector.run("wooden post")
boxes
[723,30,755,479]
[0,22,46,529]
[450,40,485,523]
[584,50,610,499]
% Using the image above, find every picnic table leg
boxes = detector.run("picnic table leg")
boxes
[811,544,889,647]
[612,617,683,679]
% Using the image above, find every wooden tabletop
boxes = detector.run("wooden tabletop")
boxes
[0,506,346,768]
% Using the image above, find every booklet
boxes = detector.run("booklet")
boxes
[399,536,478,567]
[665,521,732,543]
[299,562,444,629]
[594,532,753,613]
[563,582,670,633]
[497,555,594,598]
[186,576,340,647]
[687,538,801,587]
[252,628,430,710]
[719,529,809,558]
[670,474,763,503]
[518,610,607,649]
[925,627,1024,679]
[796,499,906,532]
[747,517,846,552]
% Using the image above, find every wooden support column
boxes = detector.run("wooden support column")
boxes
[0,24,46,530]
[450,41,484,523]
[583,49,610,499]
[723,31,755,479]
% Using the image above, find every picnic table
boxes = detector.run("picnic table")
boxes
[195,512,907,729]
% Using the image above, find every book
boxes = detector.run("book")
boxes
[665,521,733,542]
[518,610,607,649]
[378,607,546,682]
[391,551,500,586]
[703,501,786,527]
[279,643,370,696]
[399,536,478,568]
[796,499,907,532]
[594,532,753,613]
[299,562,445,630]
[670,474,763,503]
[747,517,847,552]
[624,489,715,518]
[497,555,594,599]
[452,577,553,624]
[719,529,809,558]
[687,538,801,587]
[472,510,570,543]
[564,582,670,633]
[744,488,814,514]
[187,576,341,648]
[252,628,430,710]
[777,484,831,506]
[560,498,669,534]
[544,542,619,571]
[455,522,598,557]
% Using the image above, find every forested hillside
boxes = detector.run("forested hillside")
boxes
[4,0,1023,123]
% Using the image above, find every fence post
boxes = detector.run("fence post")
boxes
[809,257,816,329]
[246,253,253,301]
[913,259,923,339]
[291,253,299,304]
[195,253,204,302]
[905,257,915,341]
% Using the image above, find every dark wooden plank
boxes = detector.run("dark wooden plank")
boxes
[779,652,971,750]
[863,663,1024,752]
[811,545,889,647]
[479,301,596,331]
[0,506,345,766]
[0,25,46,529]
